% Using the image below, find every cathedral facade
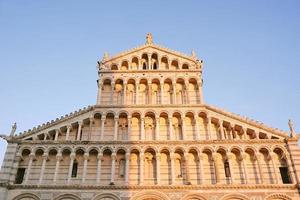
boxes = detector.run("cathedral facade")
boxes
[0,34,300,200]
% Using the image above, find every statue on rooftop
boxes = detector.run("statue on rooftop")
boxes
[288,119,296,138]
[10,122,17,137]
[146,33,153,44]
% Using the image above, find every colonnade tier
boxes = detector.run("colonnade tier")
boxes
[97,76,203,105]
[26,109,281,141]
[101,52,201,71]
[16,144,294,186]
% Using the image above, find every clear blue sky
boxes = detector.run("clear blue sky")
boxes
[0,1,299,166]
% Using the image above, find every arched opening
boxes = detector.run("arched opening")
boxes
[126,79,136,104]
[244,148,260,184]
[102,79,112,105]
[172,113,183,140]
[188,149,200,185]
[185,112,196,140]
[111,64,118,70]
[182,63,189,69]
[129,149,140,185]
[160,57,169,70]
[139,79,148,104]
[104,113,115,141]
[131,57,139,70]
[144,112,156,140]
[159,113,169,140]
[120,61,129,70]
[151,79,160,104]
[174,149,185,184]
[160,149,171,185]
[273,148,292,184]
[170,60,179,70]
[114,79,124,105]
[230,148,244,184]
[198,112,209,140]
[259,148,274,184]
[131,112,141,140]
[141,54,148,70]
[101,148,113,185]
[176,78,185,104]
[116,149,126,184]
[118,113,128,140]
[86,149,98,184]
[151,53,158,69]
[163,79,172,104]
[144,148,156,185]
[202,149,214,184]
[188,78,199,104]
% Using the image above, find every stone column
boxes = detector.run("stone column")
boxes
[184,152,191,184]
[194,118,200,140]
[114,117,119,140]
[135,83,139,104]
[82,153,89,183]
[127,117,132,141]
[170,153,175,184]
[110,153,116,184]
[155,117,160,140]
[198,153,204,184]
[96,81,102,105]
[168,118,173,140]
[88,117,93,141]
[207,116,212,140]
[53,153,62,183]
[123,83,127,105]
[172,82,177,104]
[65,125,71,141]
[76,121,83,141]
[160,82,164,104]
[110,83,115,105]
[67,153,76,184]
[141,118,145,140]
[43,133,48,141]
[256,154,264,184]
[212,153,220,184]
[219,120,224,140]
[241,153,248,184]
[242,128,247,140]
[24,153,35,184]
[38,153,48,185]
[270,153,280,184]
[198,80,204,104]
[181,118,186,140]
[54,129,59,141]
[96,153,103,184]
[100,116,105,140]
[125,153,130,185]
[185,80,190,104]
[156,153,161,185]
[148,83,152,104]
[148,53,151,69]
[139,153,144,185]
[227,153,234,184]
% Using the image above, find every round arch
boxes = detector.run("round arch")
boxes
[12,193,40,200]
[220,193,250,200]
[181,193,208,200]
[93,193,121,200]
[264,193,292,200]
[54,194,81,200]
[130,190,170,200]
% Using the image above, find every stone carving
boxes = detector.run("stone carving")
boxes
[146,33,153,44]
[10,122,17,136]
[102,52,110,62]
[288,119,296,137]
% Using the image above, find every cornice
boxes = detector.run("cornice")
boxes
[99,69,202,74]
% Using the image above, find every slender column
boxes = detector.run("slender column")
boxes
[155,117,160,140]
[54,129,59,141]
[241,153,248,184]
[170,153,175,184]
[67,153,76,184]
[43,133,48,141]
[125,153,130,185]
[227,153,234,184]
[140,118,145,140]
[114,117,119,140]
[160,82,164,104]
[184,152,191,184]
[53,153,62,183]
[194,118,200,140]
[110,153,116,184]
[172,82,177,104]
[198,153,204,184]
[82,153,89,183]
[219,120,224,140]
[212,153,220,184]
[96,153,103,184]
[181,118,186,140]
[24,153,35,184]
[185,80,190,104]
[198,80,204,104]
[148,83,152,104]
[242,127,247,140]
[270,153,280,184]
[88,117,93,141]
[65,125,71,141]
[96,81,102,104]
[168,118,173,140]
[123,83,127,105]
[207,116,212,140]
[38,153,48,184]
[135,83,139,104]
[76,121,82,141]
[139,153,144,185]
[110,83,115,105]
[255,154,264,184]
[231,125,236,140]
[127,117,132,140]
[100,116,105,140]
[156,153,161,185]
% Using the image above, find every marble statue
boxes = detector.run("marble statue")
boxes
[10,122,17,137]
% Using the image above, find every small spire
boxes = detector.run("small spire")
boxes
[10,122,17,137]
[288,119,296,138]
[146,33,153,44]
[191,50,197,59]
[102,52,109,62]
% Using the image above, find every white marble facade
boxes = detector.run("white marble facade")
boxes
[0,34,300,200]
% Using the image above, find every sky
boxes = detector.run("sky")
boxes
[0,1,299,167]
